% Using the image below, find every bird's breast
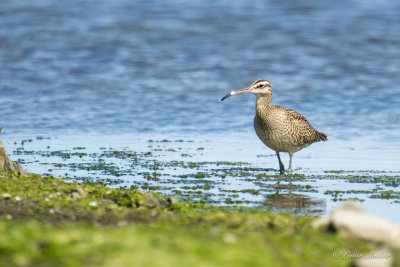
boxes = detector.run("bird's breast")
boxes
[253,112,302,153]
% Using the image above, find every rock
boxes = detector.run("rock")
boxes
[331,202,400,248]
[1,193,12,200]
[313,202,400,248]
[63,179,75,185]
[168,196,179,205]
[68,187,87,199]
[223,233,238,243]
[0,138,29,176]
[311,217,329,229]
[89,201,98,207]
[143,192,160,209]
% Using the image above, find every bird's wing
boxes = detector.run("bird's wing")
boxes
[275,105,320,144]
[273,105,311,124]
[284,108,311,124]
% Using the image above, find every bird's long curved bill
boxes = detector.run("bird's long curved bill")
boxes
[220,87,251,101]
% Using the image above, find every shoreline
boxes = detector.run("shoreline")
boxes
[1,170,399,266]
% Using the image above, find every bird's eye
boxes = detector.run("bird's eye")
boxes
[258,84,264,88]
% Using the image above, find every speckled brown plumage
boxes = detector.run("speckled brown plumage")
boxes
[221,79,327,174]
[254,97,327,153]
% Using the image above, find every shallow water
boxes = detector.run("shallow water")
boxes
[5,133,400,223]
[1,1,400,221]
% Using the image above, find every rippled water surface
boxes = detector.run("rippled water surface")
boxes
[1,0,399,221]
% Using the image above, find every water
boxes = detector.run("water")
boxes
[1,0,400,221]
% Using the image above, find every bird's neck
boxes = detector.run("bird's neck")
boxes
[256,95,272,112]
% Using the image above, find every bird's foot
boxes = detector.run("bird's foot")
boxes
[279,168,285,175]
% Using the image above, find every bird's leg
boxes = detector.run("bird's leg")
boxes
[276,152,285,175]
[287,152,293,174]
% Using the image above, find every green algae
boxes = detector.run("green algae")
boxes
[4,138,400,265]
[10,140,400,211]
[0,171,178,225]
[1,170,397,267]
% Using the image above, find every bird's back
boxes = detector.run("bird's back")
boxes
[254,102,327,153]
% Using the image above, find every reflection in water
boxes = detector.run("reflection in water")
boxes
[262,183,326,216]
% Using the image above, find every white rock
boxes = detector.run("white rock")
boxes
[89,201,98,207]
[331,202,400,248]
[311,217,330,229]
[1,193,11,199]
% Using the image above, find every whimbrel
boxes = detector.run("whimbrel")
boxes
[221,79,327,174]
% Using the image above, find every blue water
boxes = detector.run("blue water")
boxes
[1,0,400,221]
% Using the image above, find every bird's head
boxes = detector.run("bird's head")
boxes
[221,79,272,101]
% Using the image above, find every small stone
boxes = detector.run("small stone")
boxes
[49,208,55,214]
[117,220,128,227]
[1,193,11,200]
[168,196,179,205]
[146,198,160,209]
[106,203,118,210]
[223,233,237,243]
[150,210,158,217]
[143,192,160,209]
[63,179,75,184]
[6,214,12,220]
[68,187,87,199]
[89,201,98,207]
[14,196,22,201]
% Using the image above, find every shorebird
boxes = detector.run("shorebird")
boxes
[221,79,327,174]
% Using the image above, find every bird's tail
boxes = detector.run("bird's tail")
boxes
[317,131,328,141]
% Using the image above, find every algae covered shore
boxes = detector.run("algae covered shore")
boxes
[1,170,399,266]
[10,135,400,222]
[2,0,400,265]
[1,136,400,266]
